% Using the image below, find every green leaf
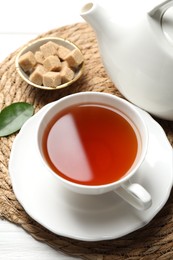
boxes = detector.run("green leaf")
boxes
[0,102,34,137]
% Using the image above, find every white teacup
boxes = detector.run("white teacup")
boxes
[37,92,152,210]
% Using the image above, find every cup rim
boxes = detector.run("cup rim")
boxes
[36,92,149,193]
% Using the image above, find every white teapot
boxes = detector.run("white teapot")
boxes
[81,0,173,120]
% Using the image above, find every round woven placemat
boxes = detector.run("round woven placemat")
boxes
[0,23,173,260]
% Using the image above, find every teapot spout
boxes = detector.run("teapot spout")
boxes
[80,2,114,36]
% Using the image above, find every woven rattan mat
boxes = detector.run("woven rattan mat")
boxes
[0,22,173,260]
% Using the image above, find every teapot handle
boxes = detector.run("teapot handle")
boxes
[149,0,173,18]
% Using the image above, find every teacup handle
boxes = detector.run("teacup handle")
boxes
[115,181,152,210]
[149,0,173,18]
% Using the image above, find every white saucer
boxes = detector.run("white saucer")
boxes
[9,101,173,242]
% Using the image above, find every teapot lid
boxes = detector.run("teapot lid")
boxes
[162,6,173,44]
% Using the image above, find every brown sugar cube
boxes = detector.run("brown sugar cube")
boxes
[40,41,58,58]
[60,65,75,83]
[61,61,68,68]
[65,49,83,68]
[57,45,70,60]
[19,51,36,72]
[43,55,61,71]
[43,71,61,88]
[29,64,46,85]
[35,51,44,64]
